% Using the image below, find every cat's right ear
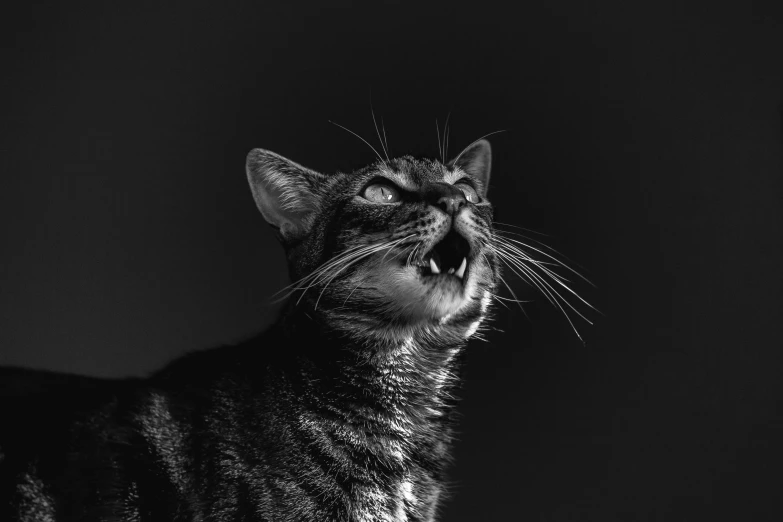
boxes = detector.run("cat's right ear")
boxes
[246,149,326,242]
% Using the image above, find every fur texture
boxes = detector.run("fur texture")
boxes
[0,140,500,521]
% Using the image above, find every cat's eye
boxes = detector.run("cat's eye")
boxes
[456,181,480,203]
[363,182,401,204]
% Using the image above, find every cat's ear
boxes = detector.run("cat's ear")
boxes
[448,139,492,197]
[246,149,326,242]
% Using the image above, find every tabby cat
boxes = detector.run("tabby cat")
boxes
[0,139,500,521]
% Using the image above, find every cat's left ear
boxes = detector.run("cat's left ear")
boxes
[246,149,326,242]
[448,139,492,198]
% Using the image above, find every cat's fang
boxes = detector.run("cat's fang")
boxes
[429,258,441,274]
[455,257,467,279]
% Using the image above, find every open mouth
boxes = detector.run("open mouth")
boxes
[419,230,472,280]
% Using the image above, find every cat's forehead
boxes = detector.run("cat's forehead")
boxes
[373,157,464,190]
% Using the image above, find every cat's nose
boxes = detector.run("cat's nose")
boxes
[425,182,467,216]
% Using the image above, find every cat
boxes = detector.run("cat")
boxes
[0,138,500,521]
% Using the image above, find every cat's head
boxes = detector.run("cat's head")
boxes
[246,141,498,332]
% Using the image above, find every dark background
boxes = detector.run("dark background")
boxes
[2,1,782,520]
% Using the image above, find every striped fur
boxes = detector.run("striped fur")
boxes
[0,141,499,521]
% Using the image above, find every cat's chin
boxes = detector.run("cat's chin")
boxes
[361,260,482,322]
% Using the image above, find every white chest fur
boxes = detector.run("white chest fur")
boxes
[352,477,437,522]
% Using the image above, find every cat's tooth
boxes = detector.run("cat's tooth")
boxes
[448,268,455,275]
[455,257,467,279]
[429,258,441,274]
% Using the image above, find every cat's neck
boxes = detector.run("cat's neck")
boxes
[278,300,477,370]
[276,301,481,439]
[279,289,488,351]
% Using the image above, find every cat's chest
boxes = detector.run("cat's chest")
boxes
[350,477,439,522]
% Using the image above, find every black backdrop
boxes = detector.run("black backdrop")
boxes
[2,1,782,520]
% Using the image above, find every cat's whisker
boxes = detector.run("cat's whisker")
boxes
[436,119,443,163]
[492,244,550,281]
[412,242,423,266]
[497,257,573,334]
[492,293,531,304]
[521,265,594,324]
[328,120,387,166]
[450,129,507,166]
[494,228,571,267]
[342,280,365,308]
[271,243,375,300]
[485,282,517,312]
[381,116,390,157]
[442,112,451,163]
[519,267,589,342]
[370,105,390,162]
[406,244,416,267]
[495,251,545,309]
[314,235,415,310]
[492,245,563,305]
[480,251,527,317]
[487,275,531,309]
[493,239,598,313]
[493,221,550,237]
[307,241,389,278]
[378,234,416,265]
[300,245,387,305]
[404,240,424,267]
[492,249,546,293]
[493,230,595,287]
[492,246,590,341]
[489,293,511,310]
[494,232,593,287]
[272,244,385,304]
[493,240,571,282]
[492,243,570,294]
[291,247,369,286]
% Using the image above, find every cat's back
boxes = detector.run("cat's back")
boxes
[0,342,272,521]
[0,366,132,457]
[0,342,254,462]
[0,367,150,520]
